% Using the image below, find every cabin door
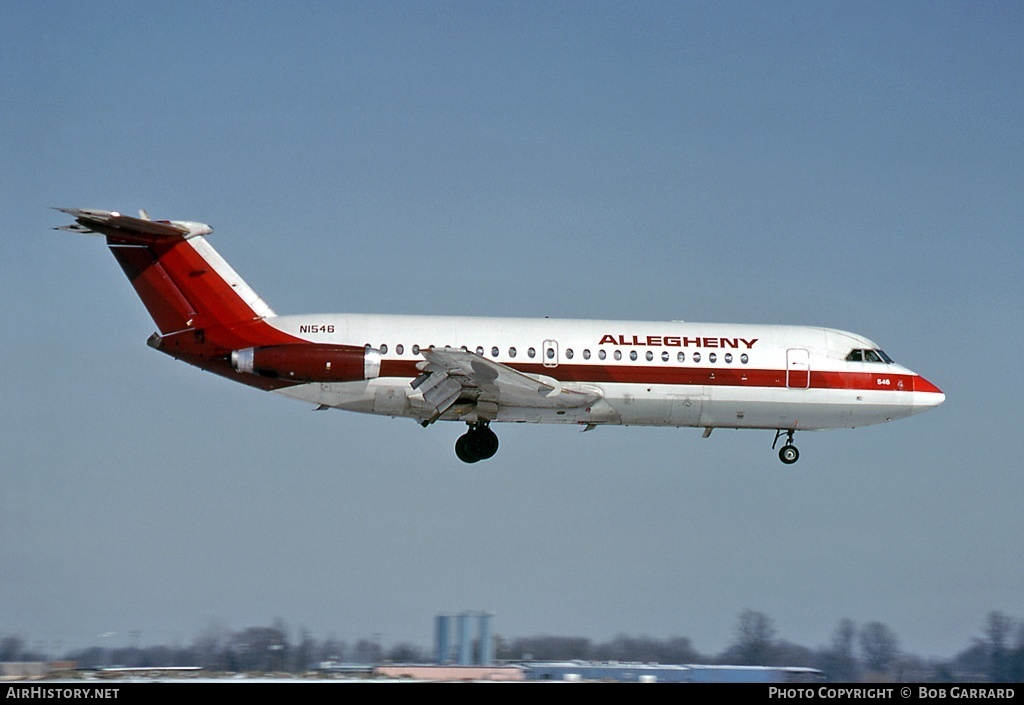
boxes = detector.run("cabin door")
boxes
[786,348,810,389]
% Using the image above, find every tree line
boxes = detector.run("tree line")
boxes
[2,610,1022,682]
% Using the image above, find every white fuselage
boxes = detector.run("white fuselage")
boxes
[57,208,947,463]
[265,313,944,432]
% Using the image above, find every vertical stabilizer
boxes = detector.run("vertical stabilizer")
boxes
[55,208,301,386]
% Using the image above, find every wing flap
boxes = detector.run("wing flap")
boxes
[421,376,463,411]
[412,348,602,420]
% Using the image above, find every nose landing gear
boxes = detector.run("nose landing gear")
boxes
[455,422,499,463]
[773,429,800,465]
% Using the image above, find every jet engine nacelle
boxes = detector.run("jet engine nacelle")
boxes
[231,344,381,382]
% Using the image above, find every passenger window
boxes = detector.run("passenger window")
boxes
[693,352,701,363]
[724,353,732,363]
[491,346,499,358]
[476,346,484,355]
[547,347,555,359]
[645,351,654,361]
[630,350,638,361]
[413,344,421,355]
[599,350,607,360]
[740,354,748,364]
[509,347,517,358]
[662,351,669,362]
[396,344,404,355]
[614,350,622,361]
[709,353,717,363]
[528,347,536,358]
[677,352,685,363]
[380,344,388,354]
[583,349,591,360]
[566,349,574,360]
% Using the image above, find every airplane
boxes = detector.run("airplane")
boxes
[55,207,945,465]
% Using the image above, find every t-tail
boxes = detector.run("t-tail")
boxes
[55,208,303,389]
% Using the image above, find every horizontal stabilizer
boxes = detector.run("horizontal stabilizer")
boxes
[53,208,212,242]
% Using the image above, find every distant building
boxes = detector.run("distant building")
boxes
[434,612,494,666]
[317,661,375,677]
[373,665,523,681]
[684,665,824,683]
[521,661,689,683]
[1,662,49,679]
[520,661,824,683]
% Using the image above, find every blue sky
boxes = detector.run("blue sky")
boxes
[1,1,1022,658]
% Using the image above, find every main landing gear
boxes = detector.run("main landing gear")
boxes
[772,429,800,465]
[455,422,499,464]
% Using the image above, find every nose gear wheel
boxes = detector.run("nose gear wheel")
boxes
[772,429,800,465]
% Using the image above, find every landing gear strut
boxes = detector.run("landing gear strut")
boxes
[772,429,800,465]
[455,422,499,464]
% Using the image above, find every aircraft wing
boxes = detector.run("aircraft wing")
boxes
[412,347,602,421]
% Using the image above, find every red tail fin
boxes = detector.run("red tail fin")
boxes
[57,208,301,388]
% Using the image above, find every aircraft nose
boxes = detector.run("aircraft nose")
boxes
[913,375,945,408]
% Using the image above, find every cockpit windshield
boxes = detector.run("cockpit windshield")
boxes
[846,348,893,364]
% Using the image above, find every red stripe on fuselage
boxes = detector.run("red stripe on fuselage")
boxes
[378,359,925,393]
